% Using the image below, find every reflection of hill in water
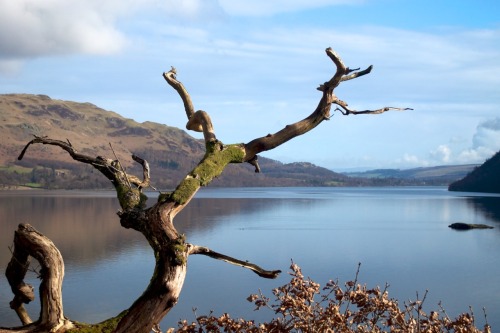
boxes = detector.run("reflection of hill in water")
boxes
[176,198,277,235]
[0,192,144,267]
[0,191,291,269]
[466,197,500,223]
[5,191,497,271]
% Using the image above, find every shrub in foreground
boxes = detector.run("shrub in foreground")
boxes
[170,263,491,333]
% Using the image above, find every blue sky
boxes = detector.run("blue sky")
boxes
[1,0,499,170]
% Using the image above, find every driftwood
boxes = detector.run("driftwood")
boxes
[2,47,408,332]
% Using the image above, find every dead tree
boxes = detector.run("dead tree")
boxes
[1,48,409,333]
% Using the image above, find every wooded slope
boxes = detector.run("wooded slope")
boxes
[449,150,500,193]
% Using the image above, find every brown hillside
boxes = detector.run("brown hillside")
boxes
[0,94,349,189]
[0,93,202,165]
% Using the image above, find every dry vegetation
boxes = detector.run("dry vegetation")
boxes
[171,263,491,333]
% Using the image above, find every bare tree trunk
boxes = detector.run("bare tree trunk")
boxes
[113,251,187,332]
[2,224,73,333]
[112,204,188,332]
[2,47,408,332]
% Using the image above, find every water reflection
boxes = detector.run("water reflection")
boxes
[466,196,500,223]
[175,198,282,236]
[0,191,143,267]
[0,191,285,326]
[1,188,500,330]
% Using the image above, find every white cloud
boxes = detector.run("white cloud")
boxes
[0,0,227,72]
[456,117,500,163]
[456,147,495,164]
[0,0,127,59]
[411,118,500,168]
[430,145,452,164]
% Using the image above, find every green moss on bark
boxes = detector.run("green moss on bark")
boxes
[68,310,128,333]
[170,142,245,205]
[115,184,145,210]
[169,234,187,265]
[171,177,200,205]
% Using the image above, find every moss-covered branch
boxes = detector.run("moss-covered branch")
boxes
[68,311,128,333]
[168,142,245,205]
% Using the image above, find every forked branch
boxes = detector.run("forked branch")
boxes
[243,47,409,161]
[18,135,153,211]
[163,68,216,143]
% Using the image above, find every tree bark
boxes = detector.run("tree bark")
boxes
[2,47,408,332]
[2,224,73,333]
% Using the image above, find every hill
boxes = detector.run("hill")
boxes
[448,151,500,193]
[0,94,352,189]
[342,164,477,186]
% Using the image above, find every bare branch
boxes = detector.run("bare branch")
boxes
[17,135,151,210]
[244,48,346,160]
[244,100,331,160]
[244,47,410,162]
[109,142,132,189]
[323,47,348,90]
[247,155,261,173]
[18,136,98,167]
[131,154,156,190]
[188,110,217,143]
[341,65,373,82]
[335,105,413,115]
[5,224,73,331]
[163,68,217,143]
[163,67,195,120]
[17,136,124,185]
[188,245,281,279]
[5,244,34,326]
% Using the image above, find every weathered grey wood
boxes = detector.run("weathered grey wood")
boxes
[2,224,73,333]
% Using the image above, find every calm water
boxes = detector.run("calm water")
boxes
[1,187,499,330]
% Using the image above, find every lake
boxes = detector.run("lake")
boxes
[1,187,500,330]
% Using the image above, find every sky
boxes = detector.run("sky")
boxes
[0,0,499,171]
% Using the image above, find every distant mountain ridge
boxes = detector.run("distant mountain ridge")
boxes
[0,94,352,189]
[343,164,479,185]
[0,94,477,190]
[449,151,500,193]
